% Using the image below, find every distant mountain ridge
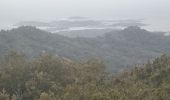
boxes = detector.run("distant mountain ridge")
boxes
[0,26,169,72]
[14,18,147,35]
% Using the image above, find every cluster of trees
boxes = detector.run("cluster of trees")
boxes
[0,52,169,100]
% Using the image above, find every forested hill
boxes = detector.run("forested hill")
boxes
[0,52,169,100]
[0,26,169,71]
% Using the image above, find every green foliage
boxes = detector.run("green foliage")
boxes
[0,89,9,100]
[0,52,170,100]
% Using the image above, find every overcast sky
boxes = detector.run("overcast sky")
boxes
[0,0,170,31]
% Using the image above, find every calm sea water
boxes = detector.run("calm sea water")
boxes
[0,19,169,32]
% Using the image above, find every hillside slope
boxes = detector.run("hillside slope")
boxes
[0,26,169,71]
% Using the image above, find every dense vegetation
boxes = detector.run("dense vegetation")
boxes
[0,26,170,72]
[0,52,169,100]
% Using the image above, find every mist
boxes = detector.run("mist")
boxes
[0,1,170,99]
[0,0,170,31]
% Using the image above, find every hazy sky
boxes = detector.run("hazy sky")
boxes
[0,0,170,31]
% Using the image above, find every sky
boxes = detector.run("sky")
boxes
[0,0,170,31]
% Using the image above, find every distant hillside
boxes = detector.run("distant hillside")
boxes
[14,18,146,36]
[0,26,169,72]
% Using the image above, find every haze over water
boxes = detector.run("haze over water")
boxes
[0,0,169,32]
